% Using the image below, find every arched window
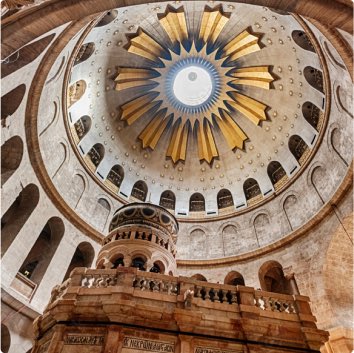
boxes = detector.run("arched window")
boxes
[159,190,176,210]
[74,42,95,65]
[106,165,124,191]
[302,102,323,131]
[73,115,91,142]
[1,136,23,186]
[131,180,148,201]
[1,84,26,120]
[267,161,287,190]
[304,66,324,93]
[189,193,205,212]
[18,217,64,292]
[258,261,291,294]
[95,10,118,27]
[224,271,245,286]
[217,189,234,209]
[87,143,104,170]
[112,257,125,269]
[2,33,55,78]
[67,80,86,107]
[1,184,40,256]
[1,324,11,353]
[63,242,95,281]
[289,135,310,165]
[150,261,165,274]
[243,178,262,204]
[291,30,315,53]
[132,257,146,271]
[191,274,207,282]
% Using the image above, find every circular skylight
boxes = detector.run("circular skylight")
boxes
[172,65,213,106]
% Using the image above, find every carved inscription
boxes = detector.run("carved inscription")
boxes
[64,334,104,345]
[194,347,238,353]
[123,337,174,352]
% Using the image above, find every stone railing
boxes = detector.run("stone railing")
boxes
[193,283,238,305]
[254,290,297,313]
[133,272,179,295]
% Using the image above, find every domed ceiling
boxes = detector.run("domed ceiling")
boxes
[65,1,328,220]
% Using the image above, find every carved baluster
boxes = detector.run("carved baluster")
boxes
[218,289,224,303]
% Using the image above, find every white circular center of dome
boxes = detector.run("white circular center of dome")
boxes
[173,65,213,106]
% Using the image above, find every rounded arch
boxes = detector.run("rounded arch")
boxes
[288,135,310,165]
[258,260,291,294]
[159,190,176,210]
[63,241,95,280]
[302,101,322,131]
[291,30,315,52]
[1,135,24,187]
[1,84,26,120]
[74,42,95,65]
[73,115,91,141]
[224,271,245,286]
[68,79,86,107]
[304,66,324,93]
[267,161,287,188]
[191,274,207,282]
[87,143,104,170]
[217,189,234,209]
[150,260,165,274]
[131,180,148,201]
[189,193,205,212]
[91,197,111,231]
[131,255,147,271]
[283,194,299,231]
[243,178,262,202]
[330,127,350,167]
[95,10,118,27]
[1,324,11,353]
[107,164,124,189]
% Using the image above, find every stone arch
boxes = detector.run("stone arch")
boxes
[159,190,176,210]
[291,30,315,52]
[52,142,68,179]
[95,10,118,27]
[222,224,238,257]
[304,66,324,93]
[2,33,55,78]
[74,42,95,65]
[189,193,205,212]
[1,84,26,120]
[283,194,299,231]
[243,178,262,204]
[288,135,310,165]
[258,260,291,294]
[63,242,95,280]
[1,184,40,256]
[330,127,350,167]
[253,213,270,247]
[1,324,11,353]
[267,161,287,189]
[217,189,234,209]
[191,274,207,282]
[71,173,86,209]
[310,165,328,204]
[67,79,86,107]
[224,271,245,286]
[91,198,111,232]
[150,260,165,274]
[73,115,91,142]
[87,143,104,170]
[19,217,65,287]
[106,164,124,191]
[189,228,206,259]
[131,180,148,201]
[302,101,323,131]
[1,135,23,186]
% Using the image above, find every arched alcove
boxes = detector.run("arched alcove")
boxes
[150,260,165,274]
[189,228,206,258]
[131,180,148,201]
[283,195,299,231]
[253,213,270,246]
[259,261,291,294]
[159,190,176,210]
[1,135,24,186]
[191,274,207,282]
[70,173,86,209]
[267,161,287,190]
[73,115,91,141]
[52,142,68,179]
[304,66,324,93]
[95,10,118,27]
[1,184,40,256]
[63,242,95,281]
[217,189,234,209]
[87,143,104,170]
[311,166,329,204]
[74,42,95,65]
[189,193,205,212]
[67,80,86,107]
[331,128,350,166]
[19,217,65,287]
[291,30,315,52]
[106,164,124,191]
[2,33,55,78]
[224,271,245,286]
[131,256,146,271]
[91,198,111,231]
[243,178,262,205]
[1,324,11,353]
[222,225,238,257]
[1,84,26,120]
[302,102,323,131]
[289,135,310,165]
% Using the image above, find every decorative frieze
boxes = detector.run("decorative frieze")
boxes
[123,337,175,352]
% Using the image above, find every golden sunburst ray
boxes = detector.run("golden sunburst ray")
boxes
[115,68,159,91]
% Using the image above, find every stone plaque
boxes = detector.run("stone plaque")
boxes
[123,336,175,352]
[64,334,105,345]
[194,347,238,353]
